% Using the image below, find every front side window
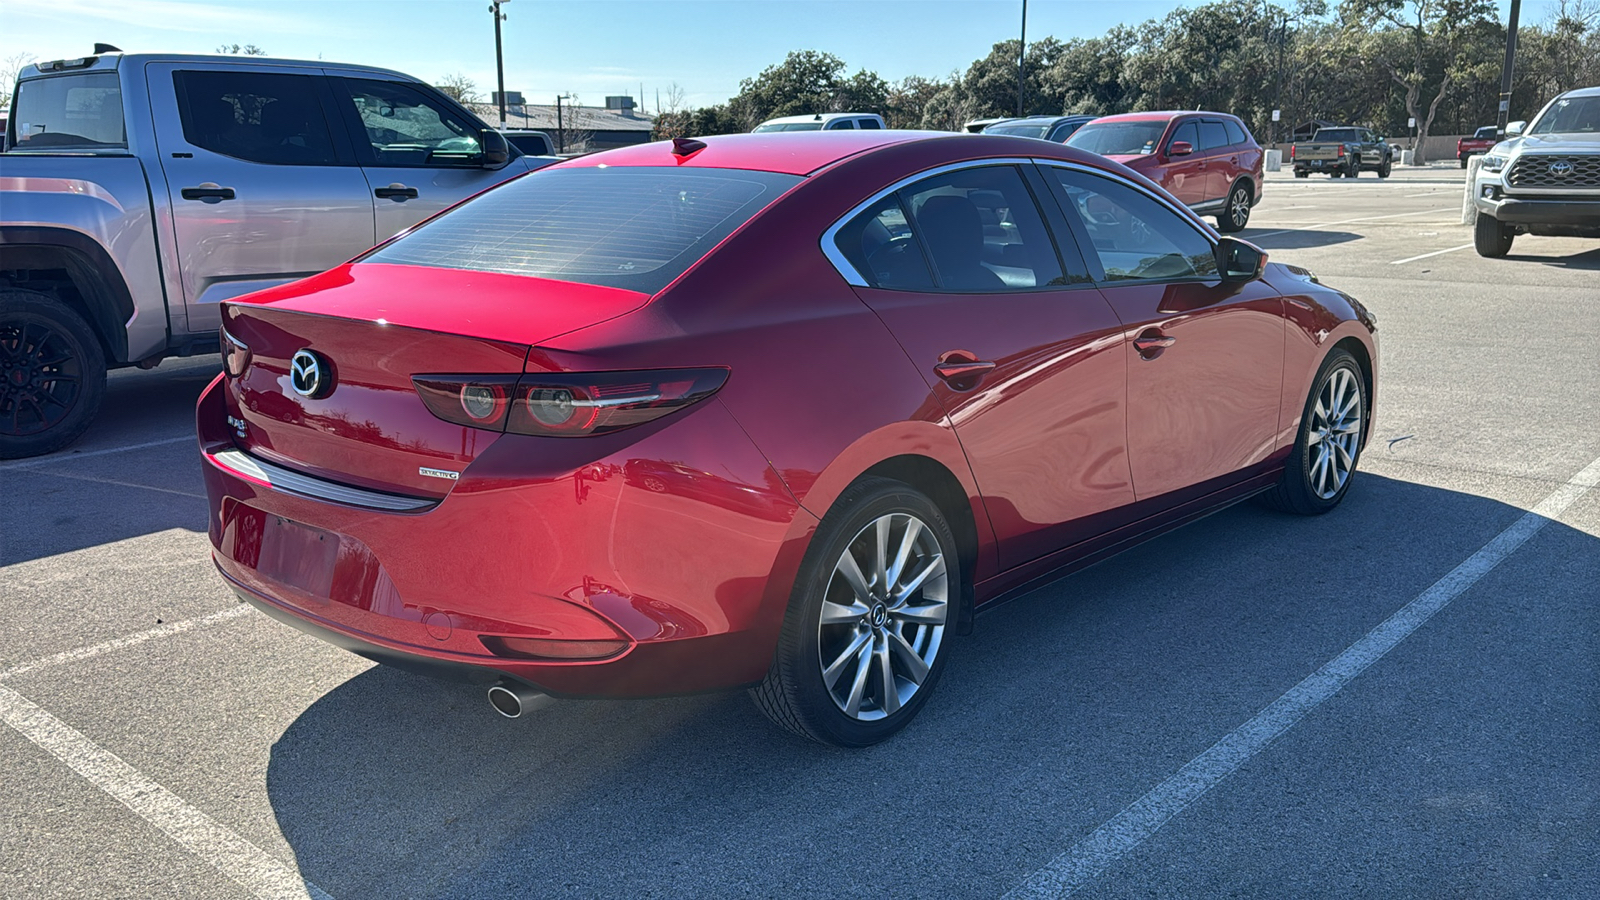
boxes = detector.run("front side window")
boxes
[1066,120,1169,156]
[858,118,882,130]
[826,119,856,130]
[1169,121,1199,152]
[339,78,484,166]
[366,167,800,293]
[173,70,338,165]
[899,166,1067,292]
[8,73,125,150]
[1049,169,1217,283]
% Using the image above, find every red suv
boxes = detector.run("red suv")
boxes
[1066,111,1264,232]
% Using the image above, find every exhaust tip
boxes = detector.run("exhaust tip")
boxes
[488,682,545,718]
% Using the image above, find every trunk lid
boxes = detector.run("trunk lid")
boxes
[221,263,649,498]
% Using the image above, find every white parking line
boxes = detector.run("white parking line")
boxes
[0,435,193,471]
[1390,243,1475,265]
[19,468,209,499]
[1404,190,1449,197]
[0,683,333,900]
[1248,207,1456,239]
[1004,454,1600,899]
[0,605,252,682]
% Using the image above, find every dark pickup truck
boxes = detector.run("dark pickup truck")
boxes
[1291,127,1394,178]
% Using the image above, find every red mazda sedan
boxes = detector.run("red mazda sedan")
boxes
[199,131,1376,747]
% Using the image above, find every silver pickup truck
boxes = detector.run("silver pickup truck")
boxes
[1472,85,1600,257]
[1,49,554,457]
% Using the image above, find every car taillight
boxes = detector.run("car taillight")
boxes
[1289,145,1295,159]
[412,368,728,437]
[220,326,250,377]
[1337,145,1346,157]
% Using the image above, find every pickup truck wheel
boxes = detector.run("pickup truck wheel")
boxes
[1216,182,1252,232]
[1473,212,1515,258]
[1459,157,1469,169]
[0,290,107,459]
[1347,157,1360,178]
[1377,158,1392,178]
[1294,170,1309,179]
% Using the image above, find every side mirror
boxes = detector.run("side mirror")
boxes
[1215,237,1266,284]
[1505,120,1526,137]
[1168,140,1194,156]
[480,129,509,167]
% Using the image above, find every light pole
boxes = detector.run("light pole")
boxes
[490,0,510,130]
[1495,0,1522,135]
[555,94,573,153]
[1016,0,1027,117]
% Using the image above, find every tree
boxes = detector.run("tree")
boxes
[215,44,267,56]
[435,73,481,105]
[885,75,946,129]
[2,52,37,109]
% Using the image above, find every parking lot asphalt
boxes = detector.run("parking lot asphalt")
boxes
[2,163,1596,899]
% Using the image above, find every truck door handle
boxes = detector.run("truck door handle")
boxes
[180,184,235,201]
[374,184,419,200]
[1133,330,1176,359]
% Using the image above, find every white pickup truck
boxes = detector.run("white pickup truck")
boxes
[1471,85,1600,257]
[1,48,555,457]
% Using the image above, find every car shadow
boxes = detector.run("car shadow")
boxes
[261,472,1598,897]
[1240,229,1361,251]
[1506,245,1600,271]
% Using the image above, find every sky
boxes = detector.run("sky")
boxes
[0,0,1555,113]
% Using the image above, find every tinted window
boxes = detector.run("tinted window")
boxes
[1049,169,1217,283]
[1313,129,1359,142]
[9,73,126,150]
[1199,121,1230,151]
[1474,126,1497,139]
[986,122,1052,139]
[1169,121,1199,151]
[826,119,855,130]
[1531,95,1600,134]
[857,118,881,130]
[835,195,934,290]
[753,121,823,132]
[1049,120,1088,142]
[899,166,1064,292]
[1224,120,1248,146]
[339,78,483,166]
[366,167,801,293]
[506,133,551,155]
[1066,120,1169,156]
[173,70,338,165]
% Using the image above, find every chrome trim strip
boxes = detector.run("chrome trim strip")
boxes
[819,157,1038,287]
[210,449,438,512]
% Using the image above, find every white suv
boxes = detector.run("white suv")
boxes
[752,112,885,132]
[1472,85,1600,257]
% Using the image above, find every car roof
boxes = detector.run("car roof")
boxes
[1557,85,1600,98]
[990,115,1095,125]
[759,112,880,125]
[1084,110,1238,124]
[555,130,937,176]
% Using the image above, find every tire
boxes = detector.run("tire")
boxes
[751,477,960,747]
[1330,169,1343,178]
[0,289,108,459]
[1258,349,1366,516]
[1294,170,1309,179]
[1216,181,1252,232]
[1347,156,1360,178]
[1459,157,1469,169]
[1473,212,1514,258]
[1377,157,1392,178]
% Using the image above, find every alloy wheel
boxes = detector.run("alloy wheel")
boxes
[816,512,948,721]
[1306,366,1363,500]
[0,320,85,437]
[1228,186,1250,229]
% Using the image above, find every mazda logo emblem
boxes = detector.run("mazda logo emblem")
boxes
[1548,160,1574,176]
[290,349,329,398]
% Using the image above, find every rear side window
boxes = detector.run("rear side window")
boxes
[9,73,126,150]
[858,118,882,130]
[1198,121,1230,151]
[173,70,339,165]
[834,195,935,290]
[1224,120,1248,146]
[366,167,801,293]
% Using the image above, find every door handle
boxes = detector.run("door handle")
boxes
[933,352,995,389]
[1133,330,1176,359]
[374,183,419,200]
[180,183,235,201]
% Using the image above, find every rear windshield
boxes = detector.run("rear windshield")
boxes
[1311,129,1359,142]
[366,167,802,293]
[1065,121,1168,156]
[8,73,126,150]
[984,122,1052,139]
[753,122,824,132]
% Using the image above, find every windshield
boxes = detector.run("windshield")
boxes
[1065,121,1168,156]
[753,122,824,132]
[1530,95,1600,135]
[1474,126,1498,139]
[984,122,1052,139]
[1312,129,1359,142]
[366,167,802,294]
[8,72,126,150]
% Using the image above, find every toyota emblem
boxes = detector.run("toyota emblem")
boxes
[1548,160,1574,177]
[290,349,330,398]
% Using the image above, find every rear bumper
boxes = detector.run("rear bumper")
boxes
[197,373,817,698]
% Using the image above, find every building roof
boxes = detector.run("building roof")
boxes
[487,104,656,133]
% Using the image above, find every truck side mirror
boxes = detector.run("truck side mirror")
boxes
[480,129,509,167]
[1168,140,1193,156]
[1505,121,1526,137]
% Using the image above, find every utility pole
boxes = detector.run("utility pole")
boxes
[490,0,510,130]
[1495,0,1521,135]
[1017,0,1027,117]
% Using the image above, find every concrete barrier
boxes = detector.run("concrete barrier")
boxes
[1264,149,1282,172]
[1462,155,1484,225]
[1401,149,1416,166]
